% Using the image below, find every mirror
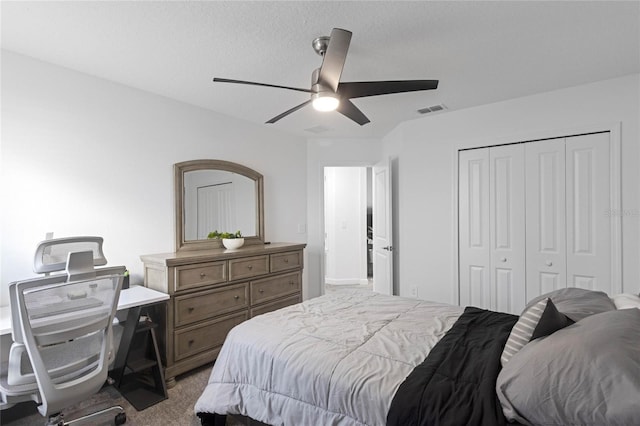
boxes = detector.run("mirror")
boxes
[175,159,264,252]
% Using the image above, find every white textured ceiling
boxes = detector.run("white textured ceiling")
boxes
[2,1,639,139]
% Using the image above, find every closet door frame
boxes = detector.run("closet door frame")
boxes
[452,122,621,306]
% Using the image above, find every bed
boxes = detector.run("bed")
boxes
[194,288,640,426]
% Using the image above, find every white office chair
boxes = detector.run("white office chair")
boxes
[0,237,127,425]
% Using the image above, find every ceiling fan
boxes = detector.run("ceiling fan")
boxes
[213,28,439,126]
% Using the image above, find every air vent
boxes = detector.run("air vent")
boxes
[304,125,332,134]
[417,104,447,114]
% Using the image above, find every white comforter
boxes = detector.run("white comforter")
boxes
[195,290,463,426]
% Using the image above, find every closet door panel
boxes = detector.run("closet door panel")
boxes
[459,149,491,309]
[566,133,611,292]
[525,138,567,301]
[490,144,526,314]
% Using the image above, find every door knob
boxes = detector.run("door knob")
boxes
[546,261,553,266]
[500,257,507,262]
[382,246,393,251]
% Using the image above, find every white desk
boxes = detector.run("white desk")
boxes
[115,285,169,310]
[0,285,169,336]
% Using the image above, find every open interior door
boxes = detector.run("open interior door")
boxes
[373,159,393,295]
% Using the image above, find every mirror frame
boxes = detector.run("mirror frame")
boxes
[175,159,264,252]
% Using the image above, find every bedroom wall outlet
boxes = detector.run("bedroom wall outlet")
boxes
[411,286,418,298]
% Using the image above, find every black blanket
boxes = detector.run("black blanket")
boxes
[387,307,518,426]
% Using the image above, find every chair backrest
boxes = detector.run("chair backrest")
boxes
[10,236,124,346]
[33,236,108,275]
[10,273,123,416]
[9,248,127,354]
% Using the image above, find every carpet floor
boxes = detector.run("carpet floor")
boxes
[0,363,243,426]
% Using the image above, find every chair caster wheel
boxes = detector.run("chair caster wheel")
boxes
[115,412,127,425]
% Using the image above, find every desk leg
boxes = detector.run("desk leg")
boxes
[148,325,168,398]
[111,305,142,387]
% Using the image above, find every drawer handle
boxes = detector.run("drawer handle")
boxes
[259,289,264,293]
[188,339,195,346]
[234,295,240,300]
[188,307,194,313]
[247,265,253,270]
[284,258,289,263]
[289,281,295,286]
[200,272,206,278]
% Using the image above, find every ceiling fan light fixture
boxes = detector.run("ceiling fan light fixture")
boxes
[213,28,438,125]
[312,93,340,112]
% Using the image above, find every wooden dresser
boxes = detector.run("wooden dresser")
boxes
[140,242,305,386]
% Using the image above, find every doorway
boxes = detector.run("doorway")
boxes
[323,166,373,293]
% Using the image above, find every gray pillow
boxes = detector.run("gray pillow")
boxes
[523,287,615,321]
[496,308,640,426]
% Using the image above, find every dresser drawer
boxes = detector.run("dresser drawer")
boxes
[174,311,247,361]
[250,294,301,317]
[250,272,301,305]
[228,255,269,281]
[175,261,227,292]
[270,250,303,273]
[174,283,248,327]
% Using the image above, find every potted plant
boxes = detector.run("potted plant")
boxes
[123,269,130,289]
[207,230,244,249]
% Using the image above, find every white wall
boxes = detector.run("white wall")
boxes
[383,73,640,304]
[0,51,308,305]
[324,167,367,285]
[306,139,382,298]
[5,52,636,310]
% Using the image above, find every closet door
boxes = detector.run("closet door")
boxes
[525,138,567,299]
[565,133,611,292]
[490,144,526,314]
[458,149,491,309]
[459,132,616,312]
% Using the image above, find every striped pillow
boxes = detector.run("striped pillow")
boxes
[500,298,572,367]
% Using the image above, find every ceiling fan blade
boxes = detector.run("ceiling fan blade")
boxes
[266,100,312,124]
[337,99,370,126]
[214,78,313,94]
[338,80,439,99]
[318,28,352,92]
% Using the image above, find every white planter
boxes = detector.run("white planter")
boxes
[222,238,244,249]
